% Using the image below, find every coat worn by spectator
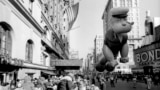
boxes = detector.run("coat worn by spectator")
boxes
[22,76,34,90]
[57,76,73,90]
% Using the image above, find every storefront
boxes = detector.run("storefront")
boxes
[18,62,55,79]
[0,53,23,83]
[50,59,83,75]
[0,53,55,82]
[134,41,160,75]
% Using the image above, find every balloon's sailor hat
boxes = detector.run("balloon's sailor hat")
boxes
[110,7,129,18]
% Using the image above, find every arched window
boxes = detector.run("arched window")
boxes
[0,23,12,56]
[25,39,33,63]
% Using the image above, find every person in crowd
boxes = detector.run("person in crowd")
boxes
[154,75,159,86]
[10,80,16,90]
[38,77,46,90]
[22,76,34,90]
[144,75,148,84]
[33,78,38,87]
[52,83,58,90]
[72,82,78,90]
[14,81,24,90]
[132,75,137,88]
[114,75,118,83]
[85,78,91,90]
[77,79,86,90]
[45,78,53,90]
[110,75,115,87]
[90,79,100,90]
[57,73,74,90]
[35,83,43,90]
[2,82,10,90]
[0,80,2,90]
[99,78,106,90]
[92,75,100,89]
[146,75,152,90]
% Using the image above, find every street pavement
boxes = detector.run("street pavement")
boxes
[105,80,160,90]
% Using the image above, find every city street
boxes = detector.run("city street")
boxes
[105,80,160,90]
[0,0,160,90]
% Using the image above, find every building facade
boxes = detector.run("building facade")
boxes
[0,0,75,83]
[69,49,79,59]
[94,35,103,64]
[133,14,160,74]
[83,53,94,74]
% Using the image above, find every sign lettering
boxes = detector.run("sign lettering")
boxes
[135,49,160,66]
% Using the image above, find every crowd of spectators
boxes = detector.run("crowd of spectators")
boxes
[0,71,160,90]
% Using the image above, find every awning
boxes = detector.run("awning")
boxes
[22,61,55,71]
[41,70,55,75]
[51,60,83,67]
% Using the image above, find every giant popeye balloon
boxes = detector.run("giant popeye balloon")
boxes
[95,7,134,72]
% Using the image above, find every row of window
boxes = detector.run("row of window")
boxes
[0,23,47,65]
[113,0,138,7]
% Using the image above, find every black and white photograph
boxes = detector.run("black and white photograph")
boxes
[0,0,160,90]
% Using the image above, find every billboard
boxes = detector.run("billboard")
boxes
[134,42,160,67]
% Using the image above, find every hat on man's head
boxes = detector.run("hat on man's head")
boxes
[110,7,129,18]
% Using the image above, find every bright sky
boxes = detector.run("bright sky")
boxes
[69,0,108,59]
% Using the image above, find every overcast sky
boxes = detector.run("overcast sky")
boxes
[69,0,107,59]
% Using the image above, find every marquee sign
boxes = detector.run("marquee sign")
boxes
[134,42,160,66]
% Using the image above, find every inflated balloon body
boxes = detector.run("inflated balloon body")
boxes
[95,7,134,72]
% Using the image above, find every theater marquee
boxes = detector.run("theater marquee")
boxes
[134,42,160,66]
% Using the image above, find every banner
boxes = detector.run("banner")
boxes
[65,3,79,31]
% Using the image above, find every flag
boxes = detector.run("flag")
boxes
[65,3,79,31]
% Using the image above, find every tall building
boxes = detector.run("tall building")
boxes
[94,35,104,64]
[83,52,94,74]
[133,13,160,74]
[139,0,160,37]
[0,0,79,83]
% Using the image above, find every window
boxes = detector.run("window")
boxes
[0,24,12,56]
[29,0,34,14]
[50,16,53,23]
[135,0,138,6]
[25,39,33,63]
[41,52,48,65]
[44,3,48,14]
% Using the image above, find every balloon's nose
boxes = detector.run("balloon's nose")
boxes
[122,23,126,26]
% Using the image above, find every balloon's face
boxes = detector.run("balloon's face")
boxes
[111,17,134,34]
